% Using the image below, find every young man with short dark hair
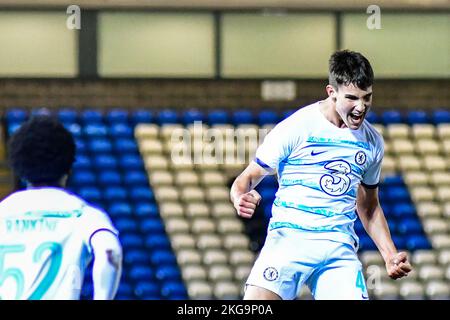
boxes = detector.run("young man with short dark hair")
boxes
[231,50,412,300]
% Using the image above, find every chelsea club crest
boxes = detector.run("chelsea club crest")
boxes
[355,151,367,165]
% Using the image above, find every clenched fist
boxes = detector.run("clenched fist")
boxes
[385,252,412,280]
[233,190,262,219]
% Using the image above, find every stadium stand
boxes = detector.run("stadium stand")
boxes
[1,107,449,300]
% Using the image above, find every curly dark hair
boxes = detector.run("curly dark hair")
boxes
[8,115,76,185]
[329,50,374,91]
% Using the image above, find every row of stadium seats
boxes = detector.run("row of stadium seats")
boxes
[4,107,450,127]
[135,123,254,299]
[2,107,449,300]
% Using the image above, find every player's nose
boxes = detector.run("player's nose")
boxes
[354,102,366,113]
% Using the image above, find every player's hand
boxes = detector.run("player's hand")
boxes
[233,190,262,219]
[385,252,412,280]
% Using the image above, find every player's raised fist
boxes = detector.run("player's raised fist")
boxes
[386,251,412,280]
[234,190,262,219]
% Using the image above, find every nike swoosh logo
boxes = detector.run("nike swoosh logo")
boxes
[311,150,327,156]
[362,294,369,300]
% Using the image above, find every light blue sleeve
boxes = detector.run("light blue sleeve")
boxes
[362,134,384,187]
[78,206,119,255]
[255,117,299,170]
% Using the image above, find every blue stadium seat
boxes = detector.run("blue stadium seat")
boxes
[381,110,403,124]
[391,202,416,218]
[359,235,376,250]
[161,281,187,299]
[397,219,423,234]
[134,281,161,300]
[74,138,87,153]
[83,123,109,137]
[139,217,165,235]
[110,123,133,138]
[129,266,155,281]
[7,122,23,135]
[58,109,78,123]
[386,219,397,234]
[208,110,229,125]
[380,202,391,216]
[386,187,410,202]
[135,203,159,217]
[131,109,153,124]
[72,154,91,170]
[93,154,118,170]
[115,218,139,233]
[406,234,431,251]
[365,111,379,124]
[145,234,171,250]
[106,109,129,124]
[64,123,82,138]
[232,110,254,125]
[71,170,96,186]
[183,109,205,125]
[77,186,102,203]
[120,234,144,249]
[353,219,365,234]
[140,218,165,235]
[6,108,27,123]
[123,171,148,186]
[98,171,122,186]
[129,187,154,202]
[118,154,144,170]
[116,283,134,300]
[113,139,138,154]
[432,109,450,124]
[88,138,113,154]
[108,202,132,217]
[392,235,406,250]
[407,110,429,125]
[258,110,279,125]
[157,109,179,124]
[155,266,182,282]
[382,175,403,186]
[124,249,151,265]
[80,110,103,124]
[150,250,177,266]
[103,186,128,202]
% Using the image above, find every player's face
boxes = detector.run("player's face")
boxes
[334,84,373,130]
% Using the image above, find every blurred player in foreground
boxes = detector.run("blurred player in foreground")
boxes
[0,115,122,300]
[230,50,412,300]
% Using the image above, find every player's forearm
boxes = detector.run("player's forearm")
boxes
[359,205,397,262]
[92,249,122,300]
[230,173,252,205]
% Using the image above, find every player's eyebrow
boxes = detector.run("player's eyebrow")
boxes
[345,92,372,100]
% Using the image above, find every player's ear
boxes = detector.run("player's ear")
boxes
[326,84,337,100]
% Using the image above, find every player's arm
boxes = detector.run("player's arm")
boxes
[230,160,273,219]
[356,185,412,279]
[90,230,123,300]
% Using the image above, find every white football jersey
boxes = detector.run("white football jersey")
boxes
[255,101,384,248]
[0,187,118,300]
